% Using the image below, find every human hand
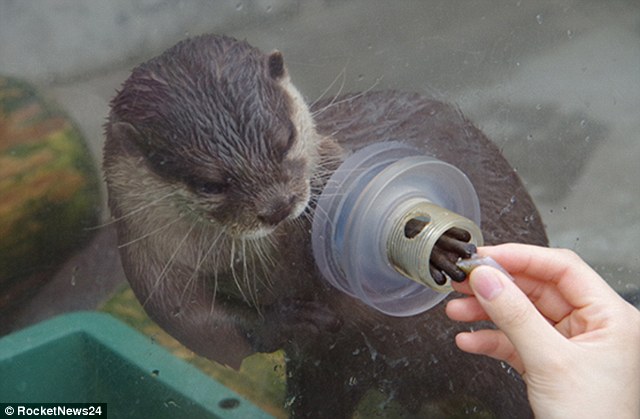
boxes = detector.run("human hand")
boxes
[445,243,640,419]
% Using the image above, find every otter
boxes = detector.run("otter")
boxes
[104,34,547,418]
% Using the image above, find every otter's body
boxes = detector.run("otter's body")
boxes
[104,34,547,418]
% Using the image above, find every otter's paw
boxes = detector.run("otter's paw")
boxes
[246,299,342,353]
[274,299,343,334]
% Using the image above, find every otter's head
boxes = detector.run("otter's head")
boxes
[108,35,319,238]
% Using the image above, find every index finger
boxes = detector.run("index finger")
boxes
[451,264,574,324]
[478,243,619,308]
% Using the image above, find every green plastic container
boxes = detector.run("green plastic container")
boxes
[0,312,273,418]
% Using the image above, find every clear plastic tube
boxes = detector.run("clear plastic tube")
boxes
[311,142,484,317]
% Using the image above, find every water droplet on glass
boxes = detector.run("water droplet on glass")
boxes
[535,104,542,110]
[70,266,79,286]
[536,14,543,24]
[151,369,159,377]
[567,29,574,39]
[218,398,240,409]
[580,119,587,127]
[164,399,178,408]
[284,395,297,408]
[235,2,243,11]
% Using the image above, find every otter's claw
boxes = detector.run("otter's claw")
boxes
[456,255,515,281]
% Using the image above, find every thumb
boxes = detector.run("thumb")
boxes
[469,265,565,367]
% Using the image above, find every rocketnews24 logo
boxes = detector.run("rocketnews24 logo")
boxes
[2,404,106,417]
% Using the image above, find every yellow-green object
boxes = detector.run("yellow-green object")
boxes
[101,286,288,418]
[0,76,100,315]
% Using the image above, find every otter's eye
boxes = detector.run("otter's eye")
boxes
[286,126,296,148]
[189,178,229,195]
[286,129,296,150]
[274,125,296,160]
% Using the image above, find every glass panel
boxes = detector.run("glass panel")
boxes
[1,1,638,417]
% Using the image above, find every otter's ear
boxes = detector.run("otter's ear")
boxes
[109,121,141,141]
[267,51,286,80]
[106,121,148,157]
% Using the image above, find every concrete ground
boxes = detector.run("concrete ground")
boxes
[2,0,638,328]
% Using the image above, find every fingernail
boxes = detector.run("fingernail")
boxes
[471,267,504,301]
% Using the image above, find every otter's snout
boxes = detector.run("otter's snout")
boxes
[257,195,299,226]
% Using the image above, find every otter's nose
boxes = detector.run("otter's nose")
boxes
[257,195,298,226]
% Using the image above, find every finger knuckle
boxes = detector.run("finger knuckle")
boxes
[556,248,581,263]
[502,304,531,328]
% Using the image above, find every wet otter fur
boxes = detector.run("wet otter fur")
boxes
[104,34,547,418]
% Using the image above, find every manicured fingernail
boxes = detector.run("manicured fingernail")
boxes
[471,267,504,301]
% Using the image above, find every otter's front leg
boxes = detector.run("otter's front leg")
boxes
[127,256,340,367]
[245,299,343,353]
